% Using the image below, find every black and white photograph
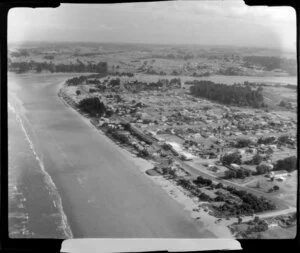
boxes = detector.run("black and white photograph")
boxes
[7,0,297,240]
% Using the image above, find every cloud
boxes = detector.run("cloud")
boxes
[7,1,296,51]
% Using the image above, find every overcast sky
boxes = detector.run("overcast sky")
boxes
[8,0,296,52]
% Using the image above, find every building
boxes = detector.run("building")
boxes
[230,163,240,170]
[238,149,246,155]
[265,219,279,229]
[269,170,288,179]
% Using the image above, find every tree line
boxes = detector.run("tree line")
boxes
[190,80,265,108]
[8,60,108,74]
[243,56,297,76]
[214,186,276,217]
[10,49,30,57]
[66,73,107,86]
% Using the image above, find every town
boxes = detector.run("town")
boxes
[59,71,297,239]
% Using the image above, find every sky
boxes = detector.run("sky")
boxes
[8,0,297,52]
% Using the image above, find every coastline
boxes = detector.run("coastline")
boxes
[8,76,74,238]
[57,81,235,238]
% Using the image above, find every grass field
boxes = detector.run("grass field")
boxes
[246,171,297,208]
[262,86,297,110]
[261,226,296,239]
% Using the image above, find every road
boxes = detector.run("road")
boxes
[173,158,292,211]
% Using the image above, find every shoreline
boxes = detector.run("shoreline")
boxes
[57,81,235,238]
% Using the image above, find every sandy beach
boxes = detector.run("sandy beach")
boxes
[58,81,235,238]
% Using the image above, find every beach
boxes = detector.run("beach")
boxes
[8,73,221,238]
[58,83,234,238]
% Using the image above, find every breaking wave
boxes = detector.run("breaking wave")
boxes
[8,102,73,239]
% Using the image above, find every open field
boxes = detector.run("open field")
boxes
[246,172,297,208]
[260,226,296,239]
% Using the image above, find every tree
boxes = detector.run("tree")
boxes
[221,152,242,166]
[76,90,81,95]
[78,97,106,117]
[194,176,212,186]
[238,217,243,224]
[274,156,297,172]
[254,216,260,223]
[256,164,270,175]
[138,149,149,158]
[252,153,263,165]
[273,185,280,191]
[224,170,237,179]
[236,138,253,148]
[168,169,176,178]
[258,136,276,145]
[279,100,287,107]
[215,195,225,202]
[198,192,211,201]
[236,169,245,179]
[216,183,223,189]
[278,135,293,145]
[244,170,252,177]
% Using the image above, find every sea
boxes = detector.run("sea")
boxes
[8,73,74,238]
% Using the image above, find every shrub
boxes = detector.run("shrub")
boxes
[194,176,212,186]
[278,135,293,145]
[236,138,253,148]
[198,192,211,201]
[258,136,276,145]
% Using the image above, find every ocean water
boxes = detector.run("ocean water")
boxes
[8,78,73,238]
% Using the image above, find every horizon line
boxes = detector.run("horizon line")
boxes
[7,40,296,53]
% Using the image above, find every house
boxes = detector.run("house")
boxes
[200,188,217,199]
[181,154,193,161]
[238,149,246,155]
[269,170,288,179]
[276,177,285,182]
[265,219,279,229]
[230,163,240,170]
